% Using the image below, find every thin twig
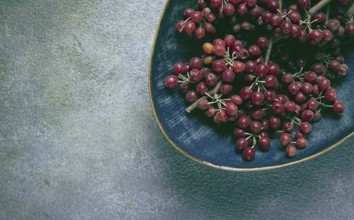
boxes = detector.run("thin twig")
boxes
[265,38,273,65]
[185,81,222,113]
[308,0,333,16]
[347,2,354,18]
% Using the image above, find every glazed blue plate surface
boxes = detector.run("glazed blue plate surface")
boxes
[149,0,354,171]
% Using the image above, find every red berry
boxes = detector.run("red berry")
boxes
[224,35,235,46]
[243,147,256,161]
[196,82,208,95]
[234,128,245,138]
[259,137,271,151]
[307,98,319,111]
[269,117,281,129]
[212,59,227,72]
[213,44,226,56]
[233,61,246,73]
[223,3,235,16]
[220,84,233,95]
[295,131,304,140]
[230,95,243,105]
[299,122,312,134]
[250,121,262,133]
[284,101,297,113]
[301,110,314,122]
[333,99,345,114]
[205,72,218,86]
[210,0,222,8]
[197,98,210,110]
[283,122,294,133]
[297,0,311,9]
[248,44,261,57]
[184,21,196,35]
[268,63,280,75]
[194,27,206,39]
[345,23,354,36]
[264,90,276,102]
[265,75,278,88]
[240,87,253,100]
[172,62,185,75]
[176,20,185,33]
[225,102,238,116]
[189,57,203,70]
[257,37,269,49]
[238,115,251,129]
[286,146,297,157]
[272,102,284,115]
[236,138,248,151]
[184,8,194,18]
[288,83,300,95]
[279,133,291,146]
[214,111,228,123]
[222,69,235,83]
[289,11,301,24]
[191,11,203,23]
[205,107,216,117]
[164,75,179,89]
[185,90,198,103]
[318,78,331,91]
[325,89,337,103]
[255,64,268,77]
[251,109,265,120]
[190,69,203,82]
[251,92,264,105]
[309,30,323,43]
[296,138,308,149]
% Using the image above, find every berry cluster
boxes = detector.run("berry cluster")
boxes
[165,0,354,161]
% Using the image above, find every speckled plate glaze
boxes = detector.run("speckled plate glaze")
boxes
[149,0,354,171]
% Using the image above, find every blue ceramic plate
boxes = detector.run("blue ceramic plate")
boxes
[149,0,354,171]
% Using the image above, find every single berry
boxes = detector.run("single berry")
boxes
[250,121,262,133]
[164,75,179,89]
[299,122,312,134]
[185,90,198,103]
[172,62,185,75]
[236,138,248,151]
[238,115,251,129]
[225,102,238,116]
[243,147,256,161]
[205,107,216,117]
[279,133,292,146]
[230,95,243,105]
[296,137,308,149]
[197,98,210,110]
[251,92,264,105]
[333,100,345,114]
[286,146,297,157]
[259,137,271,151]
[301,110,314,122]
[214,111,228,123]
[233,128,245,138]
[190,69,203,82]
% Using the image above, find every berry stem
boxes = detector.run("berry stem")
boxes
[308,0,333,16]
[326,5,330,21]
[265,38,273,65]
[347,2,354,18]
[185,81,222,113]
[264,37,282,65]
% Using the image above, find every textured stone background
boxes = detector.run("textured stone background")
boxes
[0,0,354,219]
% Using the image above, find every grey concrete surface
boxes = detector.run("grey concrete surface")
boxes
[0,0,354,219]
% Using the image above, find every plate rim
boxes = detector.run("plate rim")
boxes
[148,0,354,172]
